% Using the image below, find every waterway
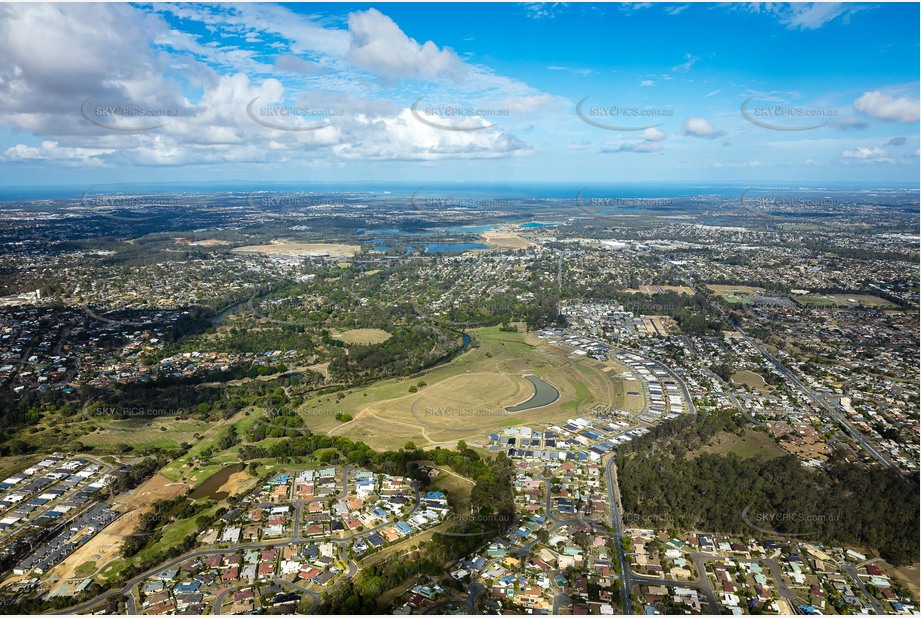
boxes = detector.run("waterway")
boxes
[189,463,245,501]
[506,375,560,412]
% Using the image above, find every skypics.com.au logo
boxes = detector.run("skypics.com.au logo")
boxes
[81,188,180,222]
[740,97,838,131]
[740,188,842,217]
[411,404,510,434]
[246,97,344,131]
[576,188,675,221]
[436,511,515,537]
[576,97,673,131]
[246,189,350,211]
[409,187,514,214]
[81,97,180,132]
[741,504,840,539]
[410,97,510,132]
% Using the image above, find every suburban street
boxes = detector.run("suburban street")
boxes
[54,481,421,615]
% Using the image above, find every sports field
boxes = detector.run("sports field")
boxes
[332,328,392,344]
[794,293,896,308]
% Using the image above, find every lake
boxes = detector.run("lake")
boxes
[519,221,559,228]
[506,375,560,412]
[189,463,244,500]
[424,242,489,253]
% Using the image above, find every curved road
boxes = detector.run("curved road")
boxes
[842,565,884,614]
[422,582,483,615]
[54,481,421,615]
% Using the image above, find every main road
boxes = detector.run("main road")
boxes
[677,273,892,469]
[604,456,636,614]
[740,330,893,469]
[603,456,721,614]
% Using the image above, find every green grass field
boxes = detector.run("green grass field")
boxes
[691,428,786,459]
[302,327,635,451]
[795,294,896,308]
[731,370,768,390]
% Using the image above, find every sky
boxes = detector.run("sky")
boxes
[0,1,918,188]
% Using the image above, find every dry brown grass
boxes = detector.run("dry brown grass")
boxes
[332,328,392,344]
[231,242,359,257]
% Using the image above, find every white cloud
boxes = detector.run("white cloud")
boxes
[602,126,667,154]
[2,140,114,165]
[500,94,558,114]
[740,3,870,30]
[784,3,858,29]
[712,160,762,169]
[346,8,466,82]
[833,116,869,131]
[0,3,188,130]
[332,108,531,160]
[853,91,920,123]
[604,141,663,154]
[0,3,554,167]
[840,146,889,160]
[640,80,655,87]
[547,65,595,76]
[642,127,667,141]
[682,117,724,139]
[671,53,698,73]
[522,3,568,19]
[273,54,323,75]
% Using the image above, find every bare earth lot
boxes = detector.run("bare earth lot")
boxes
[626,284,695,295]
[232,241,360,257]
[44,474,188,591]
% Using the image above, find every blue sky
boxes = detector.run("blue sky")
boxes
[0,2,917,187]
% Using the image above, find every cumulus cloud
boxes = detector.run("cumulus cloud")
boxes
[642,127,667,141]
[605,141,663,153]
[1,140,115,165]
[0,3,189,134]
[640,80,655,87]
[840,146,889,160]
[682,117,724,139]
[332,108,531,160]
[853,91,920,123]
[602,126,667,153]
[346,8,466,82]
[0,3,551,167]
